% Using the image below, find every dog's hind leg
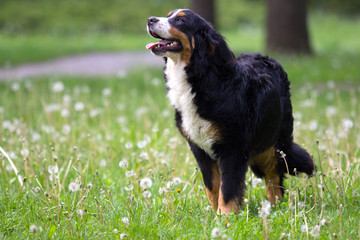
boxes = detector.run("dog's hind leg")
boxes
[251,146,283,205]
[189,143,220,211]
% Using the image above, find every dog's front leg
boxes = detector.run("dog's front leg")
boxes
[217,151,248,215]
[189,142,220,211]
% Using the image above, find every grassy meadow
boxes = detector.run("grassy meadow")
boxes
[1,0,360,239]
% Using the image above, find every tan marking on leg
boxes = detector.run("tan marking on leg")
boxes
[251,146,283,205]
[217,185,240,215]
[205,163,220,211]
[265,176,283,205]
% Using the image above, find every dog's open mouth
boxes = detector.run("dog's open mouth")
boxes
[146,31,182,54]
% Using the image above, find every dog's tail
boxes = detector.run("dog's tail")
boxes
[279,142,315,176]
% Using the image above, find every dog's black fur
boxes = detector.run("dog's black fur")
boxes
[147,9,314,213]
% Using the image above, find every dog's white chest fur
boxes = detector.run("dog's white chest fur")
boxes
[165,58,216,158]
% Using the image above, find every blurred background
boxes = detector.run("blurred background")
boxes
[0,0,359,82]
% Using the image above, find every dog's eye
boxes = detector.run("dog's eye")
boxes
[175,17,184,23]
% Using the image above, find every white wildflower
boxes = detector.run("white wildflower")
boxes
[166,181,174,189]
[69,182,80,192]
[140,178,152,189]
[308,120,318,131]
[310,225,320,237]
[11,83,20,92]
[119,159,128,168]
[342,119,353,130]
[90,108,101,118]
[173,177,182,185]
[258,200,271,218]
[0,106,4,113]
[48,165,58,174]
[122,217,129,225]
[99,159,107,167]
[125,142,133,149]
[62,124,71,134]
[320,219,327,226]
[113,229,119,234]
[29,224,38,233]
[77,209,84,216]
[301,224,308,233]
[74,102,85,111]
[211,227,221,238]
[252,178,262,188]
[20,148,29,157]
[120,233,127,239]
[102,88,112,96]
[32,132,41,142]
[125,170,136,177]
[159,187,167,194]
[45,104,61,113]
[137,140,148,149]
[139,152,149,160]
[326,106,337,116]
[124,184,134,191]
[52,81,64,92]
[143,190,151,198]
[61,108,70,118]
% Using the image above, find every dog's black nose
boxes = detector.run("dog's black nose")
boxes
[148,17,159,26]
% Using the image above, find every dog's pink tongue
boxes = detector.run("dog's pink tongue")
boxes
[146,42,159,50]
[146,39,172,50]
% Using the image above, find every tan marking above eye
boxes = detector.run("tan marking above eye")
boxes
[176,11,186,17]
[167,11,173,17]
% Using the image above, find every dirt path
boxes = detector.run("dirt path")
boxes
[0,51,163,81]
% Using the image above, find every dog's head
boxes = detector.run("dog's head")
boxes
[147,9,231,66]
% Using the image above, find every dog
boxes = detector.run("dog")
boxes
[146,9,315,214]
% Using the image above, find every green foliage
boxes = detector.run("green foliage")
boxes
[0,68,360,238]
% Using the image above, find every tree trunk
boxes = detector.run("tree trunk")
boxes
[266,0,312,54]
[190,0,216,27]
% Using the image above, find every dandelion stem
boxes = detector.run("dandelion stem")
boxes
[0,145,23,187]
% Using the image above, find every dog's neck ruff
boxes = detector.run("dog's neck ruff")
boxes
[165,57,217,158]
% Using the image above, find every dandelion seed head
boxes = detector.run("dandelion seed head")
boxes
[102,88,112,96]
[48,165,58,174]
[143,190,151,198]
[173,177,182,185]
[258,200,271,218]
[122,217,129,225]
[74,102,85,111]
[99,159,107,167]
[125,170,136,178]
[52,81,64,92]
[140,178,152,189]
[77,209,84,216]
[61,108,70,118]
[310,225,320,237]
[301,225,308,233]
[119,159,128,168]
[69,182,80,192]
[211,227,221,238]
[11,83,20,92]
[159,187,167,194]
[252,178,262,188]
[139,152,149,160]
[29,224,38,233]
[125,142,133,149]
[124,184,134,191]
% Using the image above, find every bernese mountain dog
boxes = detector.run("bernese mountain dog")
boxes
[146,9,315,214]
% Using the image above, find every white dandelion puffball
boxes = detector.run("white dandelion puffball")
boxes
[140,178,152,189]
[258,200,271,218]
[143,190,151,198]
[48,165,58,174]
[52,81,64,92]
[252,178,262,188]
[69,182,80,192]
[211,227,221,238]
[119,159,128,168]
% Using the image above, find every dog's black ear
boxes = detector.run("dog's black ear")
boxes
[192,23,235,75]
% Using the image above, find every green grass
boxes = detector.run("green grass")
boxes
[0,71,359,239]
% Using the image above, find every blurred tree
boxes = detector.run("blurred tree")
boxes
[190,0,216,27]
[266,0,312,54]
